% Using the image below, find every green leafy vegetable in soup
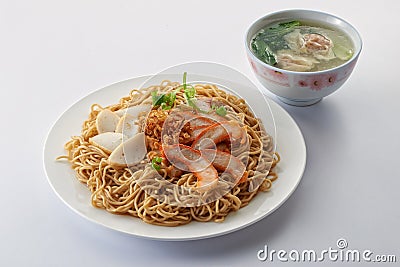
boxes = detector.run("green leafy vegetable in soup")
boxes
[251,20,354,72]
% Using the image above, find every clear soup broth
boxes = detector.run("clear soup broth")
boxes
[251,20,354,72]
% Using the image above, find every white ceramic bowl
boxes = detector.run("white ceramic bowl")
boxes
[245,9,362,106]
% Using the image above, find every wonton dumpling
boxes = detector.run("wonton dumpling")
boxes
[303,33,335,61]
[284,30,335,62]
[284,29,307,53]
[276,50,319,72]
[313,49,335,61]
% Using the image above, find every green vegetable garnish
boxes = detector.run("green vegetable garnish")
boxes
[332,44,354,61]
[183,71,187,91]
[184,85,196,99]
[152,91,165,106]
[181,72,201,111]
[151,156,163,171]
[151,91,176,110]
[211,104,227,116]
[215,106,227,116]
[270,20,301,31]
[163,91,176,110]
[152,72,204,112]
[252,39,276,65]
[251,20,301,65]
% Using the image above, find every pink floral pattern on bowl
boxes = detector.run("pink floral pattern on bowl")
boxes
[296,73,337,91]
[295,60,357,91]
[249,54,358,92]
[249,56,290,87]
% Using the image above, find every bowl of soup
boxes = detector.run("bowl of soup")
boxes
[245,9,362,106]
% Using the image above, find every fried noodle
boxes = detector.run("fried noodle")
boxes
[58,80,280,226]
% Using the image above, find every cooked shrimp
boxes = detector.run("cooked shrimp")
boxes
[276,50,318,72]
[179,111,214,128]
[303,33,333,53]
[201,149,248,184]
[165,110,227,144]
[193,97,225,113]
[192,121,247,150]
[162,144,218,192]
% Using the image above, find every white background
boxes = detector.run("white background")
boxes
[1,0,399,266]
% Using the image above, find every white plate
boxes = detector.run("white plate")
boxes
[43,74,306,241]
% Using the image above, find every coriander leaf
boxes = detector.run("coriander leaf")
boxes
[152,91,176,109]
[161,103,171,110]
[166,91,176,105]
[152,91,165,106]
[215,106,227,116]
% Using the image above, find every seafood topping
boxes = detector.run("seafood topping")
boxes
[192,121,247,150]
